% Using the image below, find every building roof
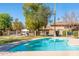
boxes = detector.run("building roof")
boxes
[51,21,79,26]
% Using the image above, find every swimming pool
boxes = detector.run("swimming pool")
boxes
[8,38,79,52]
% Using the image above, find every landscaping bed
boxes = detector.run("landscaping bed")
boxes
[0,36,48,45]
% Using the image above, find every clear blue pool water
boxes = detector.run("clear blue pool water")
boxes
[9,38,79,52]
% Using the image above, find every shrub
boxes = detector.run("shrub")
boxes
[67,30,73,35]
[63,30,67,37]
[73,31,78,38]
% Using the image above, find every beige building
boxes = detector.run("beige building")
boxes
[40,21,79,36]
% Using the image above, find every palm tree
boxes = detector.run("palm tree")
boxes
[53,3,56,37]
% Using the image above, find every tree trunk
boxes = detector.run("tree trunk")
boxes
[36,29,40,36]
[7,30,10,36]
[34,31,37,36]
[16,30,18,36]
[0,30,3,36]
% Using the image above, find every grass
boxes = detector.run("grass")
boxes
[0,35,48,45]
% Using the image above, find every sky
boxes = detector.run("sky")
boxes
[0,3,79,24]
[0,3,24,23]
[49,3,79,22]
[56,3,79,20]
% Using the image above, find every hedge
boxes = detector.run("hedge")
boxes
[63,30,67,37]
[73,31,78,38]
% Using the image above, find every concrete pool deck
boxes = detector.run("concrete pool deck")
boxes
[0,51,79,56]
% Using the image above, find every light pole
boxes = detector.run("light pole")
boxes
[53,3,56,37]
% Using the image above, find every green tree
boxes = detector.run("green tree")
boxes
[0,13,13,35]
[23,3,51,35]
[12,18,23,35]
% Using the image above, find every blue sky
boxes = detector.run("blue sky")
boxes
[56,3,79,19]
[0,3,79,23]
[0,3,24,23]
